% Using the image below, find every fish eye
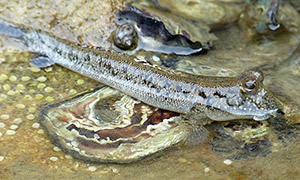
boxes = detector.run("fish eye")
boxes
[241,70,264,93]
[245,79,256,89]
[243,78,257,92]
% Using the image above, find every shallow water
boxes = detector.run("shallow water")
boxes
[0,0,300,179]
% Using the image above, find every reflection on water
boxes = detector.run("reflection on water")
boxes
[0,0,300,179]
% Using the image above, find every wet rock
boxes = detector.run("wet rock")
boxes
[240,1,300,36]
[156,0,246,28]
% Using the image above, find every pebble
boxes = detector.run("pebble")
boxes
[7,90,16,95]
[24,95,33,100]
[21,76,31,81]
[69,89,77,95]
[10,125,18,130]
[9,75,17,82]
[0,74,8,81]
[152,55,160,62]
[35,94,44,99]
[30,66,41,72]
[65,154,73,159]
[37,129,44,134]
[3,84,10,91]
[0,122,5,128]
[0,156,4,161]
[77,79,84,85]
[50,156,58,161]
[37,83,46,89]
[37,76,47,82]
[16,104,26,109]
[71,141,78,147]
[29,89,36,93]
[223,159,232,165]
[0,114,9,120]
[16,84,25,90]
[112,168,119,173]
[0,94,7,101]
[32,122,40,129]
[177,158,188,163]
[6,130,16,135]
[45,96,54,102]
[45,67,53,72]
[26,114,36,120]
[44,87,54,93]
[28,107,36,113]
[88,166,97,172]
[13,118,23,124]
[53,146,62,151]
[204,167,210,173]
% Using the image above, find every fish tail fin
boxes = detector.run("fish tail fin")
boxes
[0,19,27,39]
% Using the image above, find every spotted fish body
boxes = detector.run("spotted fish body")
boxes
[0,20,282,123]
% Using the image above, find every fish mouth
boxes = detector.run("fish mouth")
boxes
[253,109,284,121]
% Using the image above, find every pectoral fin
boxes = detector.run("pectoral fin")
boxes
[30,55,55,68]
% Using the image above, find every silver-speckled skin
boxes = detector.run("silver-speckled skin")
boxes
[0,21,282,123]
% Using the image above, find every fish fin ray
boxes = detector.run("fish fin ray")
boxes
[30,55,55,68]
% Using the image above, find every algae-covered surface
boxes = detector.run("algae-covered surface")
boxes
[0,0,300,179]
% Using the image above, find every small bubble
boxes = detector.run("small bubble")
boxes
[26,114,35,120]
[50,156,58,161]
[21,76,31,81]
[37,76,47,82]
[6,130,16,135]
[30,67,41,72]
[32,122,40,128]
[0,114,9,120]
[9,75,17,82]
